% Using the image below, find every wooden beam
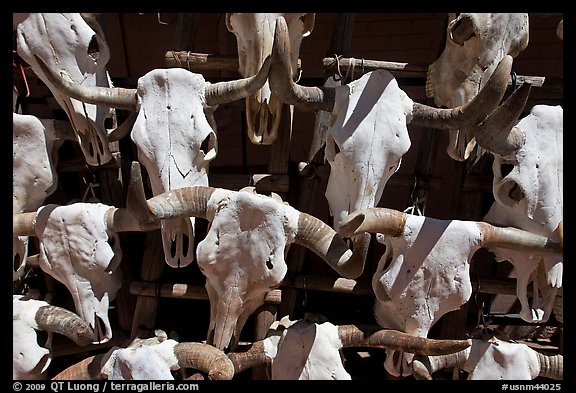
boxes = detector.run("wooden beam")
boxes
[165,52,239,72]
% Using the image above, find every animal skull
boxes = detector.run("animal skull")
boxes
[226,13,315,144]
[14,13,116,166]
[426,13,529,161]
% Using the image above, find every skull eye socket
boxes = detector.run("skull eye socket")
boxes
[87,35,100,61]
[200,132,217,161]
[499,163,514,178]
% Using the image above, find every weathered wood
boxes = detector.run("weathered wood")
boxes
[165,52,239,72]
[129,230,165,339]
[173,13,198,52]
[323,56,546,87]
[130,281,282,305]
[252,303,277,380]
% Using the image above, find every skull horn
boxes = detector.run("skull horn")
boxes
[470,82,531,157]
[173,342,235,380]
[411,350,470,380]
[204,56,271,107]
[33,54,138,111]
[477,222,563,256]
[337,325,472,356]
[13,212,38,236]
[35,305,96,346]
[536,352,563,380]
[226,341,268,374]
[51,354,105,380]
[294,212,370,279]
[409,55,514,130]
[269,15,336,112]
[338,208,408,239]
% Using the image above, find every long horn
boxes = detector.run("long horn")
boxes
[227,341,268,374]
[51,354,105,380]
[471,83,531,157]
[409,55,514,130]
[204,56,271,107]
[477,222,563,256]
[269,15,335,112]
[536,352,563,380]
[411,350,470,380]
[338,208,407,239]
[173,342,235,380]
[35,305,96,346]
[337,325,472,356]
[294,212,369,279]
[13,212,38,236]
[33,54,138,111]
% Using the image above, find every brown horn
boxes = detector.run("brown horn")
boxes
[337,325,472,356]
[411,350,470,380]
[477,222,563,256]
[33,54,138,111]
[35,305,96,346]
[227,341,268,374]
[470,82,531,157]
[409,55,513,130]
[13,212,38,236]
[51,354,105,380]
[204,56,271,107]
[294,212,369,279]
[269,15,335,112]
[338,208,408,239]
[173,342,235,380]
[536,352,563,380]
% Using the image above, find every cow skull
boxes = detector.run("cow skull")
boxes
[338,207,562,377]
[14,13,116,166]
[226,13,315,145]
[33,52,271,269]
[412,336,563,380]
[269,15,525,274]
[13,113,75,281]
[426,13,529,161]
[476,104,563,323]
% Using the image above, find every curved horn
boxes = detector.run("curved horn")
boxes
[13,212,38,236]
[409,55,513,130]
[51,354,105,380]
[536,352,563,380]
[269,16,335,112]
[204,56,271,107]
[33,54,138,111]
[411,350,470,380]
[477,222,563,256]
[35,305,96,346]
[294,212,369,279]
[471,83,531,157]
[227,341,268,374]
[173,342,235,380]
[337,325,472,356]
[338,208,408,239]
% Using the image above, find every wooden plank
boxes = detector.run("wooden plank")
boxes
[165,52,239,72]
[323,56,546,87]
[129,281,282,305]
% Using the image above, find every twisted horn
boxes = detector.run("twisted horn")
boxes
[51,354,105,380]
[269,15,335,112]
[337,325,472,356]
[173,342,235,380]
[33,54,138,111]
[35,305,96,346]
[411,350,470,380]
[204,56,271,107]
[536,352,563,380]
[409,55,513,130]
[13,212,38,236]
[227,341,268,374]
[471,83,531,157]
[295,212,369,279]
